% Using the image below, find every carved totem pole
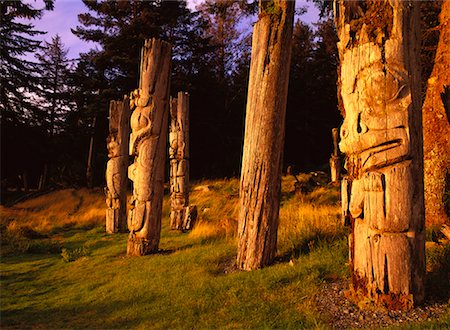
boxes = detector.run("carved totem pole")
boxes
[127,39,171,256]
[169,92,197,231]
[237,0,294,270]
[105,97,130,233]
[329,128,341,183]
[335,0,425,307]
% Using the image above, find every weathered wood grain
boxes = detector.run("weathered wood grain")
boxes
[237,0,294,271]
[334,0,425,308]
[127,39,171,256]
[105,96,130,233]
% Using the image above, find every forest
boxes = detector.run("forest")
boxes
[1,0,449,329]
[1,0,340,191]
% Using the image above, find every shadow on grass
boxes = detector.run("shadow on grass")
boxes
[425,243,450,303]
[48,222,99,237]
[276,230,347,264]
[0,299,151,329]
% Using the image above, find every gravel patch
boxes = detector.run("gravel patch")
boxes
[315,280,449,329]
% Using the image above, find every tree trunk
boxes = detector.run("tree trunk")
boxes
[127,39,171,256]
[169,92,196,231]
[105,96,131,234]
[422,1,450,226]
[329,127,340,183]
[335,0,425,308]
[237,0,294,271]
[86,116,96,188]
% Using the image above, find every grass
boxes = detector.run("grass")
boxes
[0,177,449,329]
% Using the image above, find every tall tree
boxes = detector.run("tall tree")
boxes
[35,35,73,136]
[0,0,53,124]
[197,0,255,83]
[422,1,450,226]
[72,0,201,98]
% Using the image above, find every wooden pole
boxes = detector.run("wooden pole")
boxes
[237,0,294,271]
[86,116,96,188]
[127,39,171,256]
[169,92,196,231]
[38,164,48,191]
[329,127,340,183]
[422,1,450,226]
[335,0,425,308]
[105,96,131,234]
[22,171,28,193]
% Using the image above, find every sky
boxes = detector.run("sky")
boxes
[24,0,320,61]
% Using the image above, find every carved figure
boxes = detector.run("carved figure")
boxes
[127,39,171,256]
[335,0,425,308]
[169,93,196,231]
[105,97,130,233]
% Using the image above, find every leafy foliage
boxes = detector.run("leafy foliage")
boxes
[61,246,90,262]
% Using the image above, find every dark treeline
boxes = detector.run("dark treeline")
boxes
[1,0,342,192]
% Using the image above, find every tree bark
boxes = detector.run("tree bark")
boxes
[105,96,130,234]
[422,1,450,226]
[237,0,294,271]
[329,127,340,183]
[335,0,425,308]
[169,92,196,231]
[127,39,171,256]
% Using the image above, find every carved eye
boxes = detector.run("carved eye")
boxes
[385,71,407,102]
[359,67,408,116]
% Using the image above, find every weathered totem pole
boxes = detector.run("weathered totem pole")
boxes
[423,0,450,227]
[127,39,171,256]
[237,0,294,271]
[105,97,130,233]
[329,127,341,183]
[335,0,425,307]
[169,92,197,231]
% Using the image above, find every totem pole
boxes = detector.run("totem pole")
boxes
[335,0,425,308]
[127,39,171,256]
[329,127,340,183]
[169,92,197,231]
[105,97,130,233]
[237,0,294,270]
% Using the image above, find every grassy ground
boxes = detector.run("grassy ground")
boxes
[0,177,448,329]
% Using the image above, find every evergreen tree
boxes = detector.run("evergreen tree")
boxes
[35,35,74,135]
[197,0,255,83]
[0,0,53,124]
[72,0,203,98]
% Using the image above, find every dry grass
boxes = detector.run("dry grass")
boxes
[188,176,342,257]
[0,188,105,234]
[0,177,341,258]
[189,178,240,241]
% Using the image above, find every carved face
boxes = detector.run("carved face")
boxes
[339,45,410,174]
[107,136,120,158]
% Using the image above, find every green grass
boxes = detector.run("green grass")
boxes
[0,226,347,328]
[1,178,448,329]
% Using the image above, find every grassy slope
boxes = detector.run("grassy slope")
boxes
[0,178,448,329]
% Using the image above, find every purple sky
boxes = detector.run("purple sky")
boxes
[24,0,320,60]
